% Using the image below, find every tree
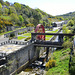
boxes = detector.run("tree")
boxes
[63,25,71,41]
[22,8,29,16]
[10,13,19,24]
[14,2,21,12]
[57,17,64,20]
[43,21,46,27]
[0,0,4,5]
[33,12,42,27]
[63,25,71,33]
[67,20,74,27]
[28,18,34,24]
[4,8,9,15]
[19,15,24,25]
[48,18,52,30]
[26,23,34,27]
[0,3,2,8]
[8,6,16,14]
[4,1,10,6]
[72,25,75,33]
[1,7,9,15]
[39,20,43,24]
[33,19,38,27]
[0,9,2,15]
[65,18,69,20]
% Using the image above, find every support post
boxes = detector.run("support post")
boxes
[46,47,49,62]
[34,46,36,56]
[58,35,63,43]
[28,50,30,63]
[31,33,36,42]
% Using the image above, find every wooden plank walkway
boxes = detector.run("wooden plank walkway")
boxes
[34,41,63,47]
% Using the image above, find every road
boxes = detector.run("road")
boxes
[0,35,9,43]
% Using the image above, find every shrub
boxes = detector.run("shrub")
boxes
[21,32,23,34]
[10,33,15,37]
[45,59,56,70]
[23,32,24,34]
[46,62,50,69]
[25,30,27,33]
[0,30,3,33]
[9,37,13,40]
[3,29,5,32]
[62,40,73,49]
[72,25,75,33]
[18,33,20,35]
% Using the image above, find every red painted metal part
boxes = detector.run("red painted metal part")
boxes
[35,24,45,40]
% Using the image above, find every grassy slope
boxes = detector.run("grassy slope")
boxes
[18,32,32,40]
[18,33,31,40]
[18,36,26,40]
[46,29,58,40]
[46,48,71,75]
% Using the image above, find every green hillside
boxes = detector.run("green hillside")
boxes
[58,11,75,20]
[0,0,64,33]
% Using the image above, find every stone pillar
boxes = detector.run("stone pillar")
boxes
[58,35,63,42]
[31,33,36,42]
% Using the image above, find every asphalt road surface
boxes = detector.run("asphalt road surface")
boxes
[0,35,9,43]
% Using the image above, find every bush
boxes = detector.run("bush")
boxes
[62,40,73,49]
[1,30,3,33]
[72,26,75,33]
[23,32,24,34]
[45,59,56,70]
[18,33,20,35]
[21,32,23,34]
[25,30,27,33]
[10,33,15,37]
[9,37,13,40]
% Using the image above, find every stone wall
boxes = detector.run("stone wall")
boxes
[0,65,9,75]
[0,26,21,33]
[6,43,34,74]
[4,27,34,38]
[0,41,41,75]
[6,26,21,31]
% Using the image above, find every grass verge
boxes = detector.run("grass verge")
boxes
[46,29,58,41]
[18,36,26,40]
[18,33,31,40]
[46,48,71,75]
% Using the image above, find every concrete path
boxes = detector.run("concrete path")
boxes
[18,71,36,75]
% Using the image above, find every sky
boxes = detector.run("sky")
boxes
[3,0,75,16]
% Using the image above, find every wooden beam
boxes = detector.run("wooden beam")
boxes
[31,33,74,36]
[34,44,62,47]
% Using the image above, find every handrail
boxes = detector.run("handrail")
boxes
[31,33,75,36]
